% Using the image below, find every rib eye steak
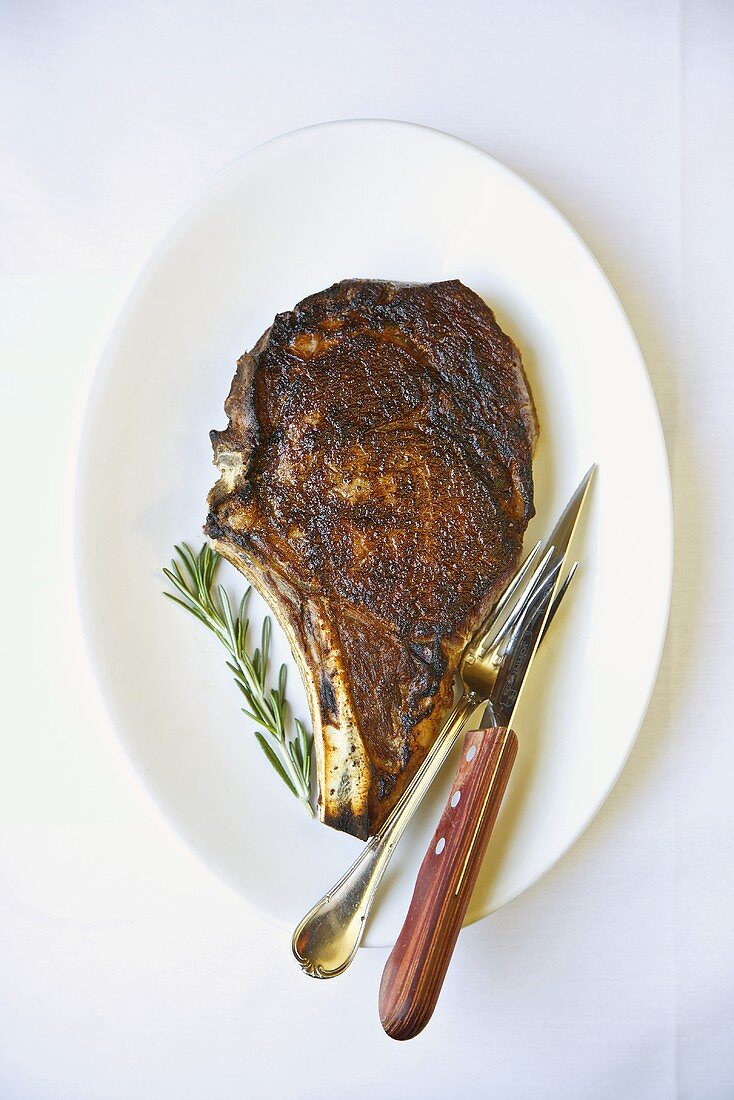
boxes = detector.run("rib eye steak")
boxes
[205,279,537,839]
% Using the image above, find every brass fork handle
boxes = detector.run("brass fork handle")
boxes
[292,691,481,978]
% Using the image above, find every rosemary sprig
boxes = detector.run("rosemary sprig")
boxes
[162,543,313,815]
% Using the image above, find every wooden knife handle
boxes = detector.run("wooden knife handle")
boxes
[378,726,518,1041]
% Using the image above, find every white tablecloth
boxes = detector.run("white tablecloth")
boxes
[2,2,732,1097]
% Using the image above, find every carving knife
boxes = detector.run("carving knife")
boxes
[378,466,595,1040]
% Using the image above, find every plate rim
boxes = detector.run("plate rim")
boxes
[68,118,674,942]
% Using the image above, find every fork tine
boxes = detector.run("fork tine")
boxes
[465,468,587,670]
[494,540,542,616]
[492,465,594,658]
[538,561,578,644]
[464,541,542,663]
[482,543,557,655]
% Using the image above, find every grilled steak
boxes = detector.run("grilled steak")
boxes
[206,279,537,839]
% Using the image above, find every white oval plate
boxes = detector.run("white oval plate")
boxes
[73,121,672,946]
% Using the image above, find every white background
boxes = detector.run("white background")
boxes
[1,2,732,1097]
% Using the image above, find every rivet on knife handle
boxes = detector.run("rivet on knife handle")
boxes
[378,726,518,1041]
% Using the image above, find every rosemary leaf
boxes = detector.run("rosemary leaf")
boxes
[162,543,313,813]
[254,732,299,798]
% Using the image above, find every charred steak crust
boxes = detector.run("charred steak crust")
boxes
[206,279,537,839]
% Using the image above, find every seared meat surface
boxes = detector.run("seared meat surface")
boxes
[206,279,537,838]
